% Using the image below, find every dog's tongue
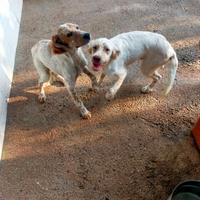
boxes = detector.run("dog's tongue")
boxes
[92,62,101,71]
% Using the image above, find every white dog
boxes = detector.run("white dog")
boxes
[88,31,178,100]
[31,23,98,119]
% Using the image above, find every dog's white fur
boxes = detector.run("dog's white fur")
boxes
[31,23,97,119]
[88,31,178,100]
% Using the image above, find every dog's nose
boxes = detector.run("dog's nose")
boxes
[83,33,90,40]
[93,56,101,63]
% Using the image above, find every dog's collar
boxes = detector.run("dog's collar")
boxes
[51,42,70,54]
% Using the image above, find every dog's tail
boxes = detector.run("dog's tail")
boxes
[164,52,178,95]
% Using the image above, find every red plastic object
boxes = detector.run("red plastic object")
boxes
[192,117,200,150]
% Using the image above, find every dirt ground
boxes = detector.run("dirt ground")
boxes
[0,0,200,199]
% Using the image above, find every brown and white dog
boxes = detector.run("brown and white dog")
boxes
[31,23,98,119]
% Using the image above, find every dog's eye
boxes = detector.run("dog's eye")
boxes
[67,32,73,37]
[105,47,110,53]
[93,45,98,51]
[76,26,79,30]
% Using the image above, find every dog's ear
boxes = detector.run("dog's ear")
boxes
[88,46,92,54]
[52,34,59,44]
[111,49,120,60]
[51,34,66,54]
[87,42,93,54]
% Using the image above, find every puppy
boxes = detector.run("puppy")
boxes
[31,23,98,119]
[88,31,178,100]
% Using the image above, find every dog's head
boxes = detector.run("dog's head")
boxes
[52,23,91,54]
[88,38,120,72]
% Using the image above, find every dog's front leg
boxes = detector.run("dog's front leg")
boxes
[105,71,127,100]
[82,67,98,91]
[98,73,106,86]
[71,89,91,119]
[66,83,91,119]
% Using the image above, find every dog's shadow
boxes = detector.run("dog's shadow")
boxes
[85,82,151,112]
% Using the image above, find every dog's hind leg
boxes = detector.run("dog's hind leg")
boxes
[141,70,162,93]
[33,58,50,103]
[140,57,165,94]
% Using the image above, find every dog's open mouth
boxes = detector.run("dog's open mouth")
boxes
[92,61,102,71]
[92,56,102,71]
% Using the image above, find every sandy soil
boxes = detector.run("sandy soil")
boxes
[0,0,200,199]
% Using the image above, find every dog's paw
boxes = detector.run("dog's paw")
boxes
[141,85,153,94]
[81,111,91,119]
[105,90,115,101]
[38,94,46,103]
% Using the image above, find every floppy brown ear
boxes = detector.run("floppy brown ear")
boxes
[88,47,92,54]
[111,49,120,60]
[52,34,59,43]
[51,34,66,54]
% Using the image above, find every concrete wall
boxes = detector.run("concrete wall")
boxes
[0,0,23,159]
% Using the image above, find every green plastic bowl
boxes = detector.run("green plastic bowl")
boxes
[168,180,200,200]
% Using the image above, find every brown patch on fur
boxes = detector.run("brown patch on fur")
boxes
[111,49,120,60]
